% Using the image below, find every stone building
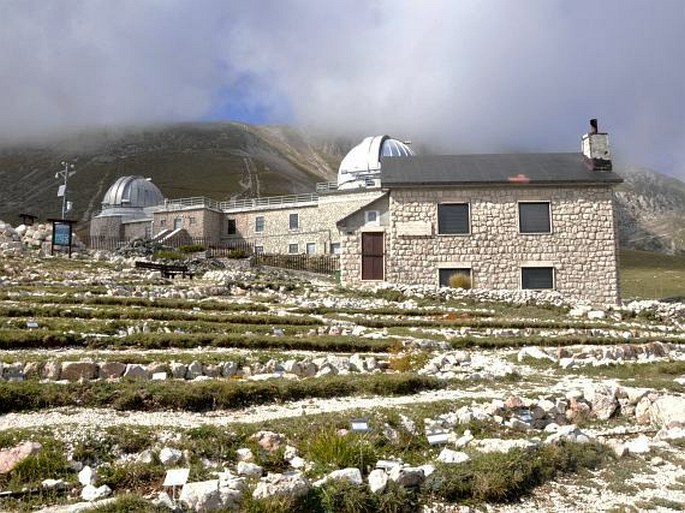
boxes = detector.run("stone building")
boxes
[91,124,623,304]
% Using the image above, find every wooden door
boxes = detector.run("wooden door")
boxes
[361,232,384,280]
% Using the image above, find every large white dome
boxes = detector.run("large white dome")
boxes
[337,135,414,190]
[101,176,164,208]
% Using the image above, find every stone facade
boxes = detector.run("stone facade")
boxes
[341,185,620,305]
[220,190,385,254]
[153,207,224,244]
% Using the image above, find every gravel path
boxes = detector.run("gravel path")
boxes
[0,387,503,431]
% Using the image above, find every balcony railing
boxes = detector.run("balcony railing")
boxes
[163,197,221,210]
[219,193,319,211]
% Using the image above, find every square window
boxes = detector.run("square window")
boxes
[288,243,299,254]
[227,219,236,235]
[160,219,166,227]
[521,267,554,289]
[438,268,472,288]
[189,217,196,225]
[289,213,299,230]
[306,242,316,254]
[330,242,341,255]
[519,202,551,233]
[365,210,379,225]
[254,245,264,255]
[438,204,470,234]
[255,216,264,233]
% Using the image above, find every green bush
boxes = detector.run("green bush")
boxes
[179,244,206,253]
[303,427,377,475]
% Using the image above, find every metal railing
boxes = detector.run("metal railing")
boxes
[220,193,318,211]
[254,253,340,275]
[315,181,339,193]
[163,197,221,210]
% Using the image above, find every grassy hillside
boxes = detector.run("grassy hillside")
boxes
[0,123,345,230]
[620,249,685,300]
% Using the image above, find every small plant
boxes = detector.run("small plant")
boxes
[153,250,184,260]
[303,427,377,475]
[448,272,472,289]
[179,244,205,253]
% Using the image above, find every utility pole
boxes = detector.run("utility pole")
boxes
[55,161,75,219]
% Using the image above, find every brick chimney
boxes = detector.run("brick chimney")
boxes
[581,118,612,171]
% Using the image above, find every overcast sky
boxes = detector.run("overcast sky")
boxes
[1,0,684,178]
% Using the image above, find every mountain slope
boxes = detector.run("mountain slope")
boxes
[0,122,347,226]
[614,167,685,254]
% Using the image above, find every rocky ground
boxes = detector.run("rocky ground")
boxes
[0,229,683,512]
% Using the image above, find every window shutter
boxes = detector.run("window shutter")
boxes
[519,203,550,233]
[522,267,554,289]
[438,204,469,234]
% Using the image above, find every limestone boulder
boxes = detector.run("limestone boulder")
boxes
[649,396,685,428]
[0,441,42,474]
[61,361,98,381]
[252,471,310,500]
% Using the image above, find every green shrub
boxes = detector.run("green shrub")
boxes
[153,250,184,260]
[90,495,169,512]
[303,427,377,475]
[99,461,165,492]
[448,273,472,289]
[179,244,205,253]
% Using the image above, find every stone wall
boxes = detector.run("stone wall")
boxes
[90,216,124,239]
[222,190,385,254]
[343,185,620,305]
[153,208,224,244]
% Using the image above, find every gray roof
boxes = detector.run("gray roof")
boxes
[380,153,623,187]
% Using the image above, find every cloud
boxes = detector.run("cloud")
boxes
[1,0,684,178]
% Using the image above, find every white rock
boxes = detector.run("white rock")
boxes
[159,447,183,466]
[252,471,310,500]
[437,448,470,464]
[587,310,606,320]
[78,466,97,486]
[314,467,363,487]
[649,396,685,428]
[236,448,254,462]
[476,438,538,453]
[236,461,263,477]
[368,468,388,494]
[81,484,112,502]
[180,480,222,512]
[625,435,651,454]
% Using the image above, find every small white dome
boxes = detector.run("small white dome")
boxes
[337,135,414,190]
[101,176,164,208]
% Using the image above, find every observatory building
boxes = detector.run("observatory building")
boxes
[91,123,622,304]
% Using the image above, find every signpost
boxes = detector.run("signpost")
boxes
[48,219,76,257]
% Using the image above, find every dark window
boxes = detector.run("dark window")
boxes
[522,267,554,289]
[289,213,299,230]
[439,268,471,287]
[330,242,341,255]
[189,217,196,225]
[438,204,470,234]
[160,219,166,227]
[255,245,264,255]
[288,243,298,254]
[306,242,316,254]
[174,217,182,230]
[227,219,236,235]
[255,216,264,233]
[519,202,551,233]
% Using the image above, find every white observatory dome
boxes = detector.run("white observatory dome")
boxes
[337,135,414,190]
[101,176,164,209]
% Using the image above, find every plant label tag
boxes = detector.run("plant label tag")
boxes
[427,432,449,445]
[26,321,39,329]
[163,468,189,487]
[351,418,370,432]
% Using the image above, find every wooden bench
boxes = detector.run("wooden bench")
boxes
[134,261,194,279]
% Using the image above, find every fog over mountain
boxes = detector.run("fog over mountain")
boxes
[1,1,684,180]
